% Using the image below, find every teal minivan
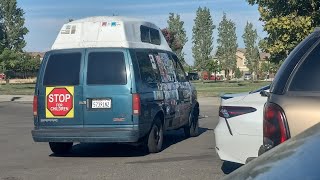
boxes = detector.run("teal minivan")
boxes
[32,16,199,154]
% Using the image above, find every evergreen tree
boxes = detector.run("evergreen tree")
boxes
[216,13,238,81]
[167,13,188,64]
[235,67,242,79]
[242,22,259,79]
[192,7,215,71]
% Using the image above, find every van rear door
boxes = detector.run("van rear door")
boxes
[83,49,133,127]
[37,50,84,127]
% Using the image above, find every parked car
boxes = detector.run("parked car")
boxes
[31,16,199,155]
[0,73,6,80]
[210,75,220,81]
[244,73,251,81]
[187,72,199,81]
[224,122,320,180]
[215,85,270,164]
[260,28,320,154]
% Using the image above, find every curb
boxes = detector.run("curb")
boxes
[0,95,33,103]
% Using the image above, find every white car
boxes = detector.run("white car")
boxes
[214,85,270,164]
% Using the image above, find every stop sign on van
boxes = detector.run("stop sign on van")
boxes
[46,87,74,118]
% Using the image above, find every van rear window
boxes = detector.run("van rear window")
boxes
[87,52,127,85]
[43,52,81,86]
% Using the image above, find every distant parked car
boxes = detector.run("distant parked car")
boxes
[210,75,220,81]
[0,73,6,80]
[215,85,270,164]
[243,73,251,81]
[260,28,320,155]
[187,72,199,81]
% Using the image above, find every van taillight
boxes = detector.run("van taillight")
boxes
[263,102,290,150]
[33,96,38,116]
[132,94,141,115]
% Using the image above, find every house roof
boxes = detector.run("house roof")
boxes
[237,48,270,60]
[27,52,45,58]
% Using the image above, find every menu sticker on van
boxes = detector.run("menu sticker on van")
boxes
[45,86,74,118]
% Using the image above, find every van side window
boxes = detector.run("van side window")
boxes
[150,28,161,45]
[87,52,127,85]
[289,42,320,91]
[155,52,176,82]
[140,26,150,43]
[136,51,159,84]
[43,52,81,86]
[140,25,161,45]
[171,54,187,82]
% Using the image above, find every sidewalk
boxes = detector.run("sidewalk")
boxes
[0,95,33,103]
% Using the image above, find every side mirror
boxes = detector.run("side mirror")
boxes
[260,90,270,97]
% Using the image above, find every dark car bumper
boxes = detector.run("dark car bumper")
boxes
[32,126,140,143]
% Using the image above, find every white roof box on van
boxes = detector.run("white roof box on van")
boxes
[52,16,172,52]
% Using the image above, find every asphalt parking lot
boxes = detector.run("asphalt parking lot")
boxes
[0,97,236,180]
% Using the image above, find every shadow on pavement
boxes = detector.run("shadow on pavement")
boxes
[50,126,212,158]
[221,161,243,174]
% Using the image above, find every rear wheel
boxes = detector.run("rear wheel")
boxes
[184,107,199,138]
[147,117,163,153]
[49,142,73,154]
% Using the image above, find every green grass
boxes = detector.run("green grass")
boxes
[0,83,35,95]
[0,81,271,97]
[193,81,271,97]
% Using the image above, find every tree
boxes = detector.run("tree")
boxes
[167,13,188,65]
[242,22,260,80]
[161,28,183,52]
[206,58,220,81]
[260,59,279,80]
[216,13,238,81]
[192,7,215,71]
[0,0,28,83]
[247,0,320,63]
[235,67,242,80]
[0,0,28,51]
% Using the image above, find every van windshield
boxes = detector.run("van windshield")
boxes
[43,52,81,86]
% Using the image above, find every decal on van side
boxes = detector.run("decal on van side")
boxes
[148,54,157,70]
[45,86,74,118]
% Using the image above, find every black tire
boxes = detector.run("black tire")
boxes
[184,107,199,138]
[147,117,163,153]
[49,142,73,154]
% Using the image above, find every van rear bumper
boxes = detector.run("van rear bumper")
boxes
[32,126,140,143]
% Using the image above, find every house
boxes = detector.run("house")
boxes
[27,52,45,61]
[215,48,270,79]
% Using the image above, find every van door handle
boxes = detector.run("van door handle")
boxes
[79,101,87,105]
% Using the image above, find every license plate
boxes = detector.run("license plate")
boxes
[92,99,111,109]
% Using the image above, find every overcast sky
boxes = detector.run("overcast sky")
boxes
[18,0,266,65]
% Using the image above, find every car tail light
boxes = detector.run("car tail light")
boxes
[132,94,141,116]
[219,106,257,118]
[33,95,38,116]
[263,102,290,150]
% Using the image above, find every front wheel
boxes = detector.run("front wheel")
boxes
[184,108,199,138]
[49,142,73,154]
[147,118,163,153]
